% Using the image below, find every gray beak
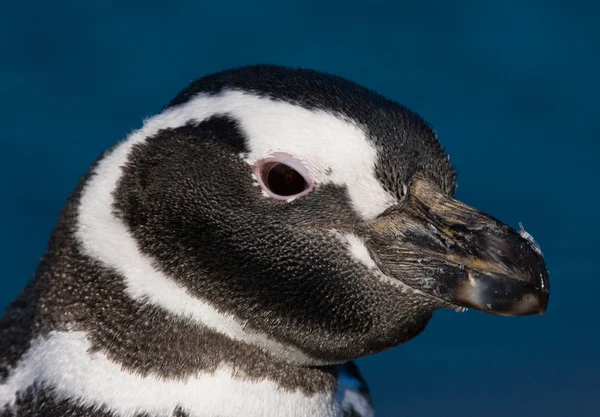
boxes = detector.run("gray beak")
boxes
[359,179,549,316]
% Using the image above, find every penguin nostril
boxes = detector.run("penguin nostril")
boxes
[253,153,314,201]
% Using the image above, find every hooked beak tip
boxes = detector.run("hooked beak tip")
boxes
[455,272,549,316]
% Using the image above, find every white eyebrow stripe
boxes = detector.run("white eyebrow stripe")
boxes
[137,89,393,219]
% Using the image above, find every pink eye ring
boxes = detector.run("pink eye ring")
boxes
[253,153,314,200]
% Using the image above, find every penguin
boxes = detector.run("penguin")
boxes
[0,65,549,417]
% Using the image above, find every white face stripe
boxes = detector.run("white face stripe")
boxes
[0,332,338,417]
[174,90,394,219]
[339,232,419,299]
[76,92,330,365]
[233,92,395,219]
[342,233,378,270]
[76,89,394,365]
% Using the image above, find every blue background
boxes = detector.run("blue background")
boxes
[1,1,598,416]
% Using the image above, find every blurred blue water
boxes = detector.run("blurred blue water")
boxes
[0,1,598,416]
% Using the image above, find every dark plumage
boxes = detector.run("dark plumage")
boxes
[0,65,549,417]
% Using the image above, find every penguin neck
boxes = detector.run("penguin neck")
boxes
[18,191,349,417]
[78,264,342,394]
[29,242,346,417]
[37,216,341,387]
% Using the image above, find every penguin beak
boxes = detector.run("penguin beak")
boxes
[359,179,550,316]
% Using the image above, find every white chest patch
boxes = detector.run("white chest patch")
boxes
[0,332,339,417]
[76,89,395,366]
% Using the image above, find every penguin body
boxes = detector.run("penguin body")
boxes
[0,66,549,417]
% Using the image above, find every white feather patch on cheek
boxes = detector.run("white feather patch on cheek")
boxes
[329,231,417,296]
[340,233,377,270]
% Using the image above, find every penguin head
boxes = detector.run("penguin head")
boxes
[80,65,549,365]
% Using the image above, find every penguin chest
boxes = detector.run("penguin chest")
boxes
[0,331,373,417]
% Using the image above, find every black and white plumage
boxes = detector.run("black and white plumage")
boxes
[0,65,549,417]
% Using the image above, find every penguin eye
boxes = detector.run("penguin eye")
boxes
[263,163,307,195]
[254,154,314,200]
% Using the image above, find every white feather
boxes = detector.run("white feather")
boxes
[341,233,377,269]
[0,332,338,417]
[233,93,395,219]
